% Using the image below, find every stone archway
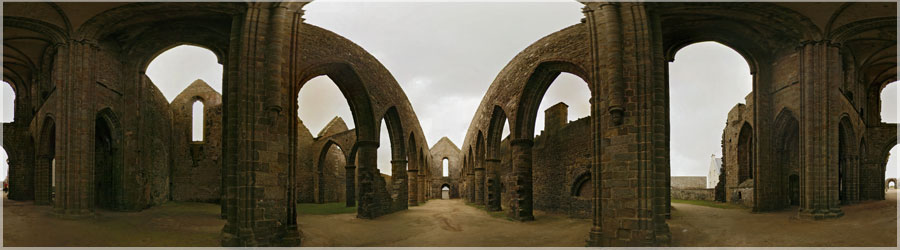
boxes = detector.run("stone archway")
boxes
[35,116,55,206]
[441,183,451,200]
[886,178,897,190]
[94,108,123,211]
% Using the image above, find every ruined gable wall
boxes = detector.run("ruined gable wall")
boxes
[170,80,223,203]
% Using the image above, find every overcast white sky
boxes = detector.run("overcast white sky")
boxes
[1,1,897,181]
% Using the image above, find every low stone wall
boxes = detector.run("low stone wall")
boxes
[671,188,715,201]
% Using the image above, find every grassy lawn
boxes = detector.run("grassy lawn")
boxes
[297,202,357,215]
[671,199,746,209]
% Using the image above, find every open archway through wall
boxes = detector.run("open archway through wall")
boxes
[145,45,223,103]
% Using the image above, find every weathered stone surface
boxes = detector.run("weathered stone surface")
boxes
[2,2,896,247]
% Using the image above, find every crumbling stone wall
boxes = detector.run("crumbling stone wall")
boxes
[135,77,174,209]
[723,95,754,205]
[296,119,315,203]
[670,177,706,189]
[531,111,592,218]
[671,188,715,201]
[429,137,462,199]
[171,80,223,203]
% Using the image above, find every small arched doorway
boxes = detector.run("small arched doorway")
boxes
[94,112,121,210]
[886,178,897,190]
[789,174,800,206]
[441,184,450,200]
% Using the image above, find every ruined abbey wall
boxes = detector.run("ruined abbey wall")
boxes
[171,80,223,203]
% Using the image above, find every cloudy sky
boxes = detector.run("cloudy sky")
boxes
[1,1,897,180]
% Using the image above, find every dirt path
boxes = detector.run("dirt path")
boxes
[299,199,592,247]
[668,190,898,247]
[4,191,896,247]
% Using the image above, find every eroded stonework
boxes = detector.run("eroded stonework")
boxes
[2,1,896,247]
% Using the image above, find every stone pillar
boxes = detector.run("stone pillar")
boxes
[475,167,485,205]
[584,2,671,246]
[50,40,99,216]
[798,41,844,219]
[485,158,502,211]
[355,140,380,218]
[221,4,304,246]
[417,172,426,203]
[314,170,324,204]
[4,125,35,201]
[508,138,534,221]
[408,169,418,206]
[467,173,475,203]
[390,159,409,211]
[345,165,356,207]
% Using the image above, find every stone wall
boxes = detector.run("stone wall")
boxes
[671,176,706,189]
[430,137,462,199]
[137,78,173,209]
[671,188,715,201]
[296,119,316,203]
[171,80,223,203]
[532,114,592,218]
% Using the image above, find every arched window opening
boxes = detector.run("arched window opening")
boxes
[316,143,347,204]
[888,146,899,191]
[737,123,754,184]
[1,147,7,191]
[298,75,356,134]
[95,115,118,209]
[534,73,590,137]
[441,184,450,200]
[669,41,752,183]
[789,174,800,206]
[880,81,897,123]
[145,45,223,103]
[2,81,14,123]
[502,120,510,139]
[377,120,391,176]
[442,158,449,177]
[192,100,204,142]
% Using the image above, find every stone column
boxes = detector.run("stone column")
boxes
[485,158,502,211]
[417,172,426,203]
[50,40,99,216]
[584,2,672,246]
[314,170,324,204]
[345,165,356,207]
[508,138,534,221]
[390,159,409,211]
[356,140,380,218]
[467,173,475,203]
[475,167,485,205]
[4,125,35,201]
[221,4,304,246]
[798,41,844,219]
[408,169,418,206]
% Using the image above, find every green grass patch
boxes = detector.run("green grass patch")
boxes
[671,199,745,209]
[297,202,357,215]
